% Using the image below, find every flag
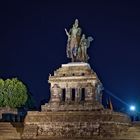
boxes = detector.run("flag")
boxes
[109,97,113,111]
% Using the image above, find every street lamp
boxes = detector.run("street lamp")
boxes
[129,105,136,121]
[130,105,136,111]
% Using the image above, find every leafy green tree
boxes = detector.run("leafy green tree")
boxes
[0,79,4,106]
[0,78,28,108]
[25,92,36,109]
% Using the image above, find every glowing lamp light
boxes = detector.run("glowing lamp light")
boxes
[130,105,136,111]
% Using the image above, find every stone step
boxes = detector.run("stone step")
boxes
[0,136,20,140]
[0,122,12,125]
[0,122,21,139]
[0,127,15,129]
[0,130,18,134]
[36,137,140,140]
[0,127,17,129]
[116,126,140,139]
[0,132,20,136]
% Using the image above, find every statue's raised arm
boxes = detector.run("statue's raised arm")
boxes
[65,28,70,38]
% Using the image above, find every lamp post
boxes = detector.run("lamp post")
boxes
[129,105,136,121]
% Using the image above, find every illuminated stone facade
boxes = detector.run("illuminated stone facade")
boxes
[42,62,103,111]
[22,63,131,139]
[20,19,136,139]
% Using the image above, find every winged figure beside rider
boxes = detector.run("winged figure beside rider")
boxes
[65,19,93,62]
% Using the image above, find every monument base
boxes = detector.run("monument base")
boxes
[22,109,130,139]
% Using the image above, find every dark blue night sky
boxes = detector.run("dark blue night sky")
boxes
[0,0,140,111]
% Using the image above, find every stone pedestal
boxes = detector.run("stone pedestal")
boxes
[22,110,130,139]
[42,62,104,111]
[22,63,131,139]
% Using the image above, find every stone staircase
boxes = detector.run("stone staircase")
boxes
[125,123,140,139]
[0,122,22,139]
[114,122,140,140]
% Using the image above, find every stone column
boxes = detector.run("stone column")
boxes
[85,85,93,105]
[66,88,71,104]
[75,88,79,103]
[50,84,61,106]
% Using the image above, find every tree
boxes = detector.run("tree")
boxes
[0,78,28,108]
[0,79,4,106]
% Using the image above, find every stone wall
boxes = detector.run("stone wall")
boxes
[22,63,132,139]
[22,109,130,139]
[0,107,17,120]
[42,63,104,112]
